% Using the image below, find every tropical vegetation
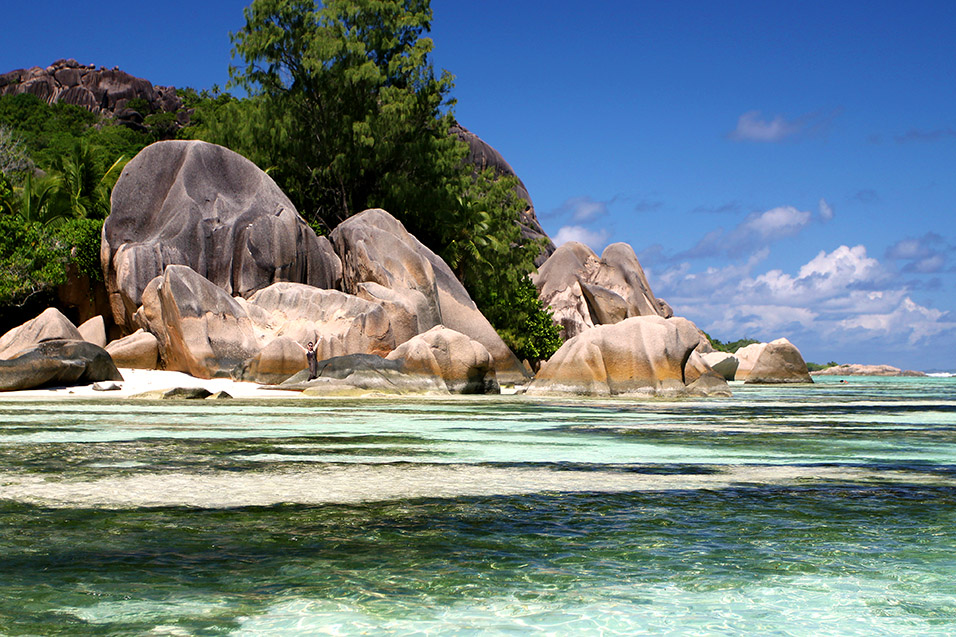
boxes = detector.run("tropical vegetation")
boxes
[0,0,563,363]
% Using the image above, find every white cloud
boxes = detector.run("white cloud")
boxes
[554,225,610,251]
[729,110,799,142]
[728,109,841,143]
[556,196,610,222]
[647,243,955,367]
[680,205,813,259]
[885,232,950,274]
[818,198,834,221]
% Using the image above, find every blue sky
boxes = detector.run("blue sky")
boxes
[3,1,954,370]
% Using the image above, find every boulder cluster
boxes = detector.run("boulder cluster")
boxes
[0,59,182,121]
[0,138,817,396]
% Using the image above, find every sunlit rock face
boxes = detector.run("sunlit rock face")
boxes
[734,338,813,384]
[528,315,730,397]
[533,241,665,341]
[103,140,341,331]
[330,208,529,384]
[135,267,395,380]
[386,326,499,394]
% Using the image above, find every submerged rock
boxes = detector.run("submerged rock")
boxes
[810,364,926,377]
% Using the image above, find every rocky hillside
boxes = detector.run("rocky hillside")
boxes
[0,59,183,130]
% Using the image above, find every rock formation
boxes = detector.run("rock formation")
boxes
[527,316,730,397]
[533,241,665,340]
[701,351,739,381]
[0,59,181,117]
[0,307,83,359]
[0,340,123,392]
[385,326,499,394]
[330,208,529,383]
[134,266,395,380]
[103,140,341,330]
[452,123,555,264]
[277,327,499,395]
[104,330,159,369]
[734,338,813,384]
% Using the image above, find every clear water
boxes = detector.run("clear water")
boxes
[0,376,954,635]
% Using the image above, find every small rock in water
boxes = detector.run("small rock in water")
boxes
[206,391,233,400]
[91,381,121,392]
[161,387,212,400]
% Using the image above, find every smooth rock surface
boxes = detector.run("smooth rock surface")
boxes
[280,354,443,396]
[330,209,528,383]
[134,265,260,379]
[735,338,813,384]
[385,326,499,394]
[77,315,107,348]
[701,351,739,381]
[533,241,664,340]
[0,339,123,391]
[103,140,341,330]
[528,316,729,397]
[0,308,83,359]
[105,330,159,369]
[243,336,307,385]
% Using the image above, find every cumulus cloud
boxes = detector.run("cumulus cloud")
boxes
[728,109,840,143]
[885,233,951,274]
[647,243,954,367]
[553,225,610,251]
[680,205,812,259]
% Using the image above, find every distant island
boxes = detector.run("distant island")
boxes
[810,364,926,377]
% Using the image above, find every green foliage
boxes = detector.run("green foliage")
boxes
[0,93,147,172]
[226,0,459,229]
[223,0,559,359]
[806,361,839,372]
[704,332,761,353]
[0,215,69,305]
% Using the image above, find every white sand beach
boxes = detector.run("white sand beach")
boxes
[0,368,304,400]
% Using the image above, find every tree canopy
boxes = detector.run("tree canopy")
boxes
[210,0,562,363]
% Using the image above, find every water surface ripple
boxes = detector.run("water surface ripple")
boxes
[0,376,953,634]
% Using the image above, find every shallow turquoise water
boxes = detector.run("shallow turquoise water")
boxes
[0,376,954,635]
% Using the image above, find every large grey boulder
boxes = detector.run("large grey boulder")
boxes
[0,307,84,359]
[0,339,123,391]
[77,315,107,348]
[533,241,664,341]
[734,338,813,384]
[103,140,341,330]
[281,353,443,396]
[242,282,394,361]
[330,208,529,384]
[527,316,730,397]
[385,326,499,394]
